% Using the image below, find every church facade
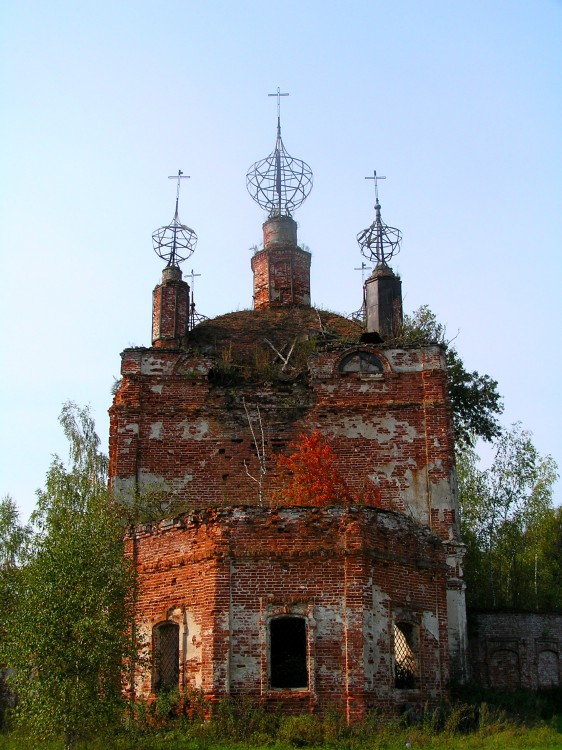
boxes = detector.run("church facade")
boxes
[109,119,467,718]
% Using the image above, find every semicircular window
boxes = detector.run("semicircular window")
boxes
[339,351,383,374]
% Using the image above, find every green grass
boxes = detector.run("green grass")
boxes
[0,726,561,750]
[1,727,561,749]
[1,689,561,750]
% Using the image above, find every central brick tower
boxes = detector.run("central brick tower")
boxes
[251,215,311,309]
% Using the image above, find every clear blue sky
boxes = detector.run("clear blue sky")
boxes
[1,0,561,520]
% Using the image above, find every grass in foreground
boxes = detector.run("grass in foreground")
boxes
[0,688,561,750]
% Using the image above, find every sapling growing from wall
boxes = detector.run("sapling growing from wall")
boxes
[243,398,268,506]
[273,431,353,506]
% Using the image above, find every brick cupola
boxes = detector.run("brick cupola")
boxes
[364,263,402,339]
[152,266,190,347]
[251,215,311,309]
[150,170,198,347]
[357,171,403,340]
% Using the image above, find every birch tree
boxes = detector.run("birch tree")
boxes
[4,404,135,749]
[457,424,558,610]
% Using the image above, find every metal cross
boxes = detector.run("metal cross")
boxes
[189,268,201,288]
[268,87,289,120]
[354,261,372,284]
[188,269,201,328]
[365,170,386,204]
[168,169,190,217]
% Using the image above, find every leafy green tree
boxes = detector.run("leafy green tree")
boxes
[457,423,559,610]
[399,305,503,445]
[532,506,562,611]
[0,495,31,632]
[4,403,135,749]
[0,496,31,727]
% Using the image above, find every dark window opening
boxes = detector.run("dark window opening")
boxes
[394,622,419,689]
[339,351,383,374]
[152,621,180,694]
[270,617,308,689]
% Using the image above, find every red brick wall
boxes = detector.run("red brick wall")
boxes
[110,342,456,542]
[111,317,466,711]
[151,268,189,347]
[251,247,311,309]
[127,506,450,717]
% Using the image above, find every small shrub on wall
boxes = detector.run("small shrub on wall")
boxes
[273,431,353,507]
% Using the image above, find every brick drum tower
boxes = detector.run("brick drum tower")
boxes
[109,105,467,720]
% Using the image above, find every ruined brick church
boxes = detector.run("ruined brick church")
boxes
[109,107,468,720]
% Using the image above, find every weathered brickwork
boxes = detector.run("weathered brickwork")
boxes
[469,613,562,690]
[251,246,311,309]
[109,198,471,721]
[250,215,312,310]
[110,326,456,539]
[152,266,190,347]
[126,506,450,718]
[109,303,468,715]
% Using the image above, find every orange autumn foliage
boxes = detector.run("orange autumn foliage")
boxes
[273,431,354,507]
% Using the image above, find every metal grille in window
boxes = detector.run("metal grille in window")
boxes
[153,622,180,694]
[394,622,418,689]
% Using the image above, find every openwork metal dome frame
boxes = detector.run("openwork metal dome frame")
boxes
[246,88,313,217]
[152,170,198,267]
[357,171,401,266]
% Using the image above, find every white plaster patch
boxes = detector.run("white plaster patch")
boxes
[230,607,260,690]
[112,477,136,504]
[314,604,346,683]
[182,612,203,689]
[151,384,163,394]
[358,381,386,393]
[385,349,423,372]
[134,471,195,499]
[378,514,404,532]
[402,468,430,526]
[141,356,164,375]
[137,472,170,494]
[446,589,468,681]
[422,611,440,642]
[135,622,152,696]
[428,473,455,512]
[336,416,417,442]
[149,422,163,440]
[179,419,210,440]
[316,382,336,394]
[385,346,442,372]
[366,585,391,694]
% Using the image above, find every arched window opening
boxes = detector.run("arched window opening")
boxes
[394,622,419,689]
[489,649,520,689]
[152,621,180,694]
[270,617,308,689]
[537,650,559,688]
[339,351,383,374]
